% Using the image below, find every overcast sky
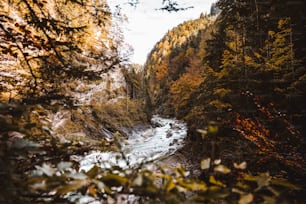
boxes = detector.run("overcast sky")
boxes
[109,0,216,64]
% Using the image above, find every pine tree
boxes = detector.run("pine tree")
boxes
[0,0,121,99]
[265,18,295,77]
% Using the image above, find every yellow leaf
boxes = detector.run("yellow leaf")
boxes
[268,31,275,37]
[166,179,176,192]
[270,178,301,190]
[234,161,247,170]
[232,188,245,195]
[214,165,231,174]
[209,175,226,187]
[207,123,218,135]
[201,158,211,170]
[177,178,207,191]
[236,182,250,190]
[243,174,256,182]
[238,193,254,204]
[214,159,222,165]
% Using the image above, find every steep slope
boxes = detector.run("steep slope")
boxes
[144,1,306,178]
[144,13,214,115]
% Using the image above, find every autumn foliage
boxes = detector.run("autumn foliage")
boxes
[144,0,306,185]
[169,65,204,113]
[231,91,306,172]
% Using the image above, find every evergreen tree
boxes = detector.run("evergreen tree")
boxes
[0,0,122,99]
[265,18,295,76]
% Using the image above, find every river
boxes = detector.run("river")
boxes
[74,115,187,172]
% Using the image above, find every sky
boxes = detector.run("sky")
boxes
[109,0,216,64]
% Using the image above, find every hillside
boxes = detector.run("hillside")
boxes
[144,13,215,114]
[144,0,306,184]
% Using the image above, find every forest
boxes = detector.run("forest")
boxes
[1,0,306,203]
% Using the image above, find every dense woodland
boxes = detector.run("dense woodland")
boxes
[1,0,306,203]
[145,0,306,201]
[145,0,306,172]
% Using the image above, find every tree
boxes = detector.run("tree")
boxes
[265,18,295,76]
[169,60,204,114]
[0,0,123,99]
[144,15,210,110]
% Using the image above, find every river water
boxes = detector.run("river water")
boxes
[75,115,187,172]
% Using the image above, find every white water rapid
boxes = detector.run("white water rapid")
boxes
[74,115,187,172]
